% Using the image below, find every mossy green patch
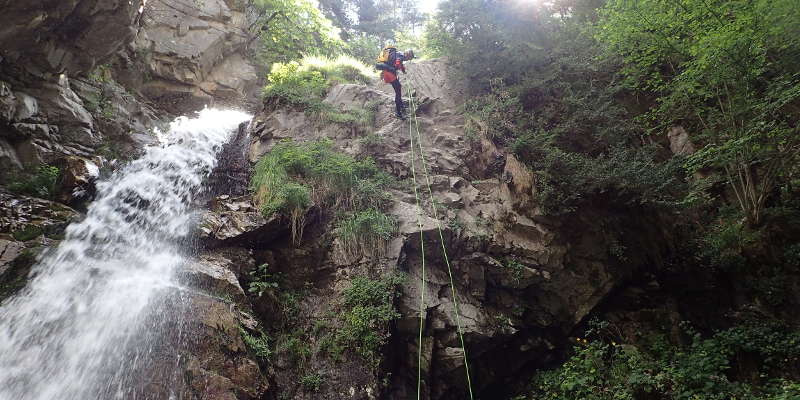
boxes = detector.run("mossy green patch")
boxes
[12,225,44,242]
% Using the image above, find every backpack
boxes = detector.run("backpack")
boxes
[377,45,397,64]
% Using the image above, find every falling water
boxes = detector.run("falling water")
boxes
[0,109,251,400]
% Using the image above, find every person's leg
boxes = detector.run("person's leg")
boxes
[391,80,403,116]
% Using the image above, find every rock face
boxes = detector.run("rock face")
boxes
[0,3,266,398]
[131,0,261,114]
[0,190,77,300]
[0,0,141,76]
[0,0,160,172]
[234,59,671,399]
[0,0,259,174]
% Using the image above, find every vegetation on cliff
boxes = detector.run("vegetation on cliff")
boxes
[243,0,800,396]
[251,139,395,246]
[417,0,800,397]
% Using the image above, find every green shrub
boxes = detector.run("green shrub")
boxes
[323,274,404,366]
[6,165,60,199]
[247,263,280,298]
[784,244,800,267]
[526,321,800,400]
[463,79,522,144]
[699,216,762,270]
[503,259,526,283]
[251,139,393,244]
[513,133,683,215]
[300,373,323,392]
[462,76,683,216]
[278,332,312,365]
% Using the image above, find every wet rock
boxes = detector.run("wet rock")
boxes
[0,191,79,242]
[200,195,285,248]
[182,294,267,400]
[0,191,75,301]
[54,156,100,206]
[183,249,251,304]
[0,238,25,277]
[0,242,43,302]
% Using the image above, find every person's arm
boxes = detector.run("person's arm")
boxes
[395,57,406,74]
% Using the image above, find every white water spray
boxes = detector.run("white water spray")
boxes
[0,109,251,400]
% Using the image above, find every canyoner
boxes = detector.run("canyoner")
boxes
[376,44,416,119]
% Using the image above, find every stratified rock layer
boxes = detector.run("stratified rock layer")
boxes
[133,0,260,113]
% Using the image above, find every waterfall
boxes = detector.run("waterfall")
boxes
[0,108,251,400]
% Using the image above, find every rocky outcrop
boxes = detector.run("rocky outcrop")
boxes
[231,59,671,399]
[0,190,78,300]
[0,0,141,76]
[0,0,259,176]
[174,249,270,399]
[128,0,261,114]
[667,125,696,156]
[125,249,269,400]
[0,0,163,173]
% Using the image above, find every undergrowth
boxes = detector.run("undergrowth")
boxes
[335,208,397,260]
[247,263,281,298]
[523,320,800,400]
[240,327,271,362]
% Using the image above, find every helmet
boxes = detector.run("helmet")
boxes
[405,49,415,60]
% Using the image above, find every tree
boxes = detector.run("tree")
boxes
[423,0,554,91]
[251,0,345,68]
[598,0,800,225]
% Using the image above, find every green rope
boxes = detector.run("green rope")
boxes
[404,93,428,400]
[408,86,476,400]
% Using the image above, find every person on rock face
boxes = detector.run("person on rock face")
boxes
[376,47,415,119]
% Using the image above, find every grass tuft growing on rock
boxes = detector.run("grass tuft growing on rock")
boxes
[251,139,393,244]
[263,55,377,130]
[239,327,272,362]
[300,373,324,392]
[335,208,397,260]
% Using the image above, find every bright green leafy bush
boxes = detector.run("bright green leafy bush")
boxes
[263,55,376,129]
[598,0,800,226]
[252,0,343,68]
[526,322,800,400]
